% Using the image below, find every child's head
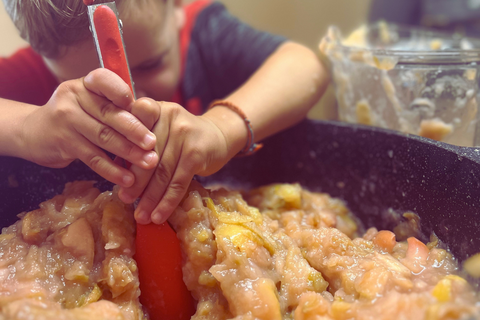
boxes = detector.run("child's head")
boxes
[3,0,184,101]
[3,0,114,59]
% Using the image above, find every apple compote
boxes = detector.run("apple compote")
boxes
[0,181,144,320]
[169,182,479,320]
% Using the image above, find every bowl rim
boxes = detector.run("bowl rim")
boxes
[330,22,480,64]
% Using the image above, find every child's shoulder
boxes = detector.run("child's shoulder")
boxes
[0,47,57,105]
[184,0,228,25]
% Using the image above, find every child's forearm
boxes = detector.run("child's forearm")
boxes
[0,98,37,160]
[0,69,159,189]
[203,41,329,156]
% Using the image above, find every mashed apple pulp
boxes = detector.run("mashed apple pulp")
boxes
[170,182,480,320]
[0,180,478,320]
[0,181,143,320]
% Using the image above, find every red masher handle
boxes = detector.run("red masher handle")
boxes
[93,5,135,95]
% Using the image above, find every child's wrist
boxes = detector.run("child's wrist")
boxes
[206,100,262,157]
[202,101,250,159]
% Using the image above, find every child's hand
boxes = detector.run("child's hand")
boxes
[22,69,158,188]
[118,98,232,224]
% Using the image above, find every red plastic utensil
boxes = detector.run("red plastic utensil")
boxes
[84,2,196,319]
[86,2,135,95]
[135,223,197,320]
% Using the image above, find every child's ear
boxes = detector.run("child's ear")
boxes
[174,0,185,29]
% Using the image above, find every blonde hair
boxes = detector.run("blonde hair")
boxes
[2,0,126,59]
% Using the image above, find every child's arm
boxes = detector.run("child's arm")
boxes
[120,41,329,224]
[206,42,328,153]
[0,68,159,188]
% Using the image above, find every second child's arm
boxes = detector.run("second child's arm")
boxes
[0,68,159,187]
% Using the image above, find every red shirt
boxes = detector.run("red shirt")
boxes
[0,47,58,106]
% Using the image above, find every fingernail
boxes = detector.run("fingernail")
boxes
[136,210,150,224]
[123,174,134,186]
[143,133,156,148]
[152,212,165,224]
[143,151,157,167]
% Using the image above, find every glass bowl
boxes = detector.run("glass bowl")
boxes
[321,22,480,147]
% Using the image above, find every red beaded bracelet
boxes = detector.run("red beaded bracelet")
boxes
[208,100,262,157]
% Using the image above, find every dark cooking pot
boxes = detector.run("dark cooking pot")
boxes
[1,119,479,264]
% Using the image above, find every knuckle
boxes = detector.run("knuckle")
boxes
[54,83,68,96]
[86,154,104,170]
[168,182,186,195]
[50,82,83,120]
[141,191,160,208]
[186,147,205,168]
[123,143,137,159]
[97,125,115,145]
[99,102,116,119]
[53,84,76,106]
[153,163,172,184]
[163,102,182,117]
[132,98,161,127]
[57,80,76,95]
[125,115,144,133]
[172,119,193,137]
[58,148,74,163]
[188,146,205,159]
[136,97,157,113]
[54,104,75,120]
[163,182,187,205]
[170,103,183,115]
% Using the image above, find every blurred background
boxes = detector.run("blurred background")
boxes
[0,0,372,119]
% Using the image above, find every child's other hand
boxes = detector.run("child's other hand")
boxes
[22,68,158,188]
[118,98,231,224]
